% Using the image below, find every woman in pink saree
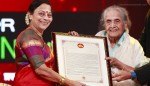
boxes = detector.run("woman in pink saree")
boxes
[13,0,86,86]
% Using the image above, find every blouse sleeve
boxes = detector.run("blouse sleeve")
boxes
[21,39,45,69]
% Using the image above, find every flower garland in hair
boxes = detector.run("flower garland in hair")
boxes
[25,13,29,25]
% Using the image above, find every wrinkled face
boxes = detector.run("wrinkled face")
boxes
[104,10,126,39]
[147,0,150,5]
[29,3,53,31]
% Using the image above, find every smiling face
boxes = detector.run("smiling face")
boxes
[104,9,127,40]
[29,3,53,32]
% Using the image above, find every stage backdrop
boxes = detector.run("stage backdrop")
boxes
[0,0,148,85]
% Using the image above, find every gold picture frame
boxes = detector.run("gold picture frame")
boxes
[52,32,112,86]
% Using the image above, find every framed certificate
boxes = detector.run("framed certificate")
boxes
[52,32,112,86]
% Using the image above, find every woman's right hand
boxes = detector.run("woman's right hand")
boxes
[64,79,86,86]
[68,31,79,36]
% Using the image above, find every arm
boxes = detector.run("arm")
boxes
[133,39,148,67]
[35,64,83,86]
[105,57,134,71]
[109,56,150,85]
[112,63,150,85]
[105,57,135,81]
[134,62,150,85]
[21,40,85,86]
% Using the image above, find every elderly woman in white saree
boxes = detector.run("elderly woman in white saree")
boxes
[95,5,148,86]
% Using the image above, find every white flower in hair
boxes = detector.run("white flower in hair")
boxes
[25,13,29,25]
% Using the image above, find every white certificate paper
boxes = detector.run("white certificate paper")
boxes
[52,32,112,86]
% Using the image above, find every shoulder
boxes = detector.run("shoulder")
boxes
[16,28,40,47]
[17,28,34,40]
[128,36,140,45]
[17,29,36,42]
[21,29,35,38]
[127,35,142,49]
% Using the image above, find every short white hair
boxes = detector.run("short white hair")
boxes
[99,5,131,30]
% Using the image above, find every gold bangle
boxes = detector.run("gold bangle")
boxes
[59,77,65,85]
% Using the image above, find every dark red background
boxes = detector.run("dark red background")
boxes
[0,0,149,85]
